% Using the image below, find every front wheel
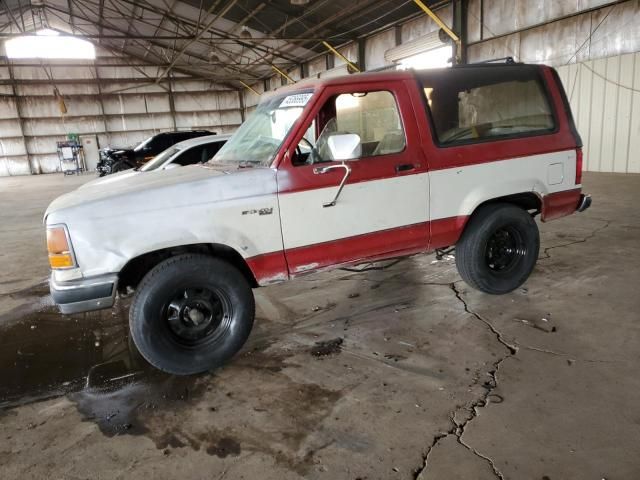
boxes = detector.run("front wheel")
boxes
[110,160,133,173]
[129,254,255,375]
[455,203,540,294]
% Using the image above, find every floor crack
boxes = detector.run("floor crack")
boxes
[414,283,514,479]
[541,220,610,259]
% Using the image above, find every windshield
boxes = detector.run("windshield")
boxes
[134,135,154,152]
[139,146,180,172]
[210,91,313,166]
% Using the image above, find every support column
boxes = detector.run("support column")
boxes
[167,74,177,130]
[453,0,468,64]
[94,66,111,147]
[357,38,366,72]
[7,64,32,174]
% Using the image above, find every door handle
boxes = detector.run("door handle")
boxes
[313,163,351,207]
[395,163,416,173]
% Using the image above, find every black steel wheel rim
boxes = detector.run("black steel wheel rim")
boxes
[485,226,527,272]
[164,287,233,346]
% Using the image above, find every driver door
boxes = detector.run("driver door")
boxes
[276,81,430,276]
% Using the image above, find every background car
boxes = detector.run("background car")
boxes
[82,134,231,188]
[139,134,231,172]
[97,130,213,176]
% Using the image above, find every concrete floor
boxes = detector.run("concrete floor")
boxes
[1,172,639,479]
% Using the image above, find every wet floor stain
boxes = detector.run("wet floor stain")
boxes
[70,374,207,437]
[310,337,344,357]
[1,284,344,474]
[0,293,140,408]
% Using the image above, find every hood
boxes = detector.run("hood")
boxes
[113,149,134,156]
[45,164,274,222]
[79,170,140,189]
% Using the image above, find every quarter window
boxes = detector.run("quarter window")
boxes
[420,67,556,145]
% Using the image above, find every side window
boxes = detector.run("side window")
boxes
[421,67,556,145]
[174,145,207,166]
[153,135,171,152]
[293,90,406,166]
[205,141,225,160]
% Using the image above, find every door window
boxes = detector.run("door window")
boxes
[174,145,207,166]
[293,90,406,165]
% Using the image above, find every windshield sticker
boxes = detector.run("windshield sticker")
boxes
[279,93,313,108]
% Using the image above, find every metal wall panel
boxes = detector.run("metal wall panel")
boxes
[557,52,640,173]
[401,4,453,43]
[0,137,27,156]
[0,157,31,176]
[1,52,243,175]
[365,29,396,71]
[468,1,640,66]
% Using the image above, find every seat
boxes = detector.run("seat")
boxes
[372,130,405,156]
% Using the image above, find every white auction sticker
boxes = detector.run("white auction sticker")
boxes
[279,93,313,108]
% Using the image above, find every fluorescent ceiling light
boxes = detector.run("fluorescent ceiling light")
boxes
[397,46,452,70]
[5,29,95,59]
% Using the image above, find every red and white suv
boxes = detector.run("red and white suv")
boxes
[45,63,591,374]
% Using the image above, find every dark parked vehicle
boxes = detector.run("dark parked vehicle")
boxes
[97,130,213,176]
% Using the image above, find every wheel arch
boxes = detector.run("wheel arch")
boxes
[118,243,258,294]
[451,192,543,246]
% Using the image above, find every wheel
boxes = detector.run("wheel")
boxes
[129,254,255,375]
[111,160,132,173]
[455,203,539,294]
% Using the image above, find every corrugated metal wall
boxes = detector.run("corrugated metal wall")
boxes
[0,47,243,176]
[4,1,640,176]
[466,0,640,173]
[557,53,640,173]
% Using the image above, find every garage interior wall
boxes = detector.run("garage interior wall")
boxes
[3,0,640,176]
[247,0,640,174]
[0,46,243,176]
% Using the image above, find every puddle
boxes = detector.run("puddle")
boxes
[0,285,147,409]
[1,284,343,475]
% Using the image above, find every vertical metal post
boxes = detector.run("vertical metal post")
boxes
[238,89,245,123]
[167,74,177,130]
[7,64,33,174]
[94,65,111,146]
[358,38,366,72]
[453,0,468,64]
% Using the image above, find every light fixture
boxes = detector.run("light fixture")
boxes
[240,26,252,39]
[291,0,310,4]
[5,29,95,59]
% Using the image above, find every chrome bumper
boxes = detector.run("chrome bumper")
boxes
[50,273,118,314]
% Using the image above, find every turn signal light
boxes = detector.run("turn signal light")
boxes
[47,226,76,269]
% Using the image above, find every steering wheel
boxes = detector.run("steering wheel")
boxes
[295,137,318,165]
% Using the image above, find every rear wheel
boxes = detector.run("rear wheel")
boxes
[129,254,255,375]
[455,203,539,294]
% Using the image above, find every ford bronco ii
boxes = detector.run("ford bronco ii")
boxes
[45,63,591,375]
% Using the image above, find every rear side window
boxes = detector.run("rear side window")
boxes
[174,145,209,166]
[420,66,556,146]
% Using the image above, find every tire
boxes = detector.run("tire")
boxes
[455,203,539,295]
[129,254,255,375]
[111,160,133,173]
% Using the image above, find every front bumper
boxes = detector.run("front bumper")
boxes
[50,273,118,314]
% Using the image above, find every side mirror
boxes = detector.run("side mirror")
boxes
[163,163,180,170]
[327,133,361,161]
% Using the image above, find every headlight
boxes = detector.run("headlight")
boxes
[47,225,77,269]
